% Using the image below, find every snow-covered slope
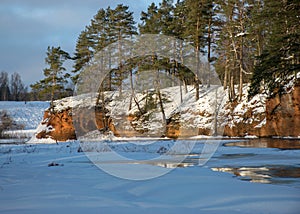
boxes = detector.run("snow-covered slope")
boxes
[41,83,267,141]
[223,85,267,128]
[0,101,49,130]
[0,101,49,142]
[31,76,300,142]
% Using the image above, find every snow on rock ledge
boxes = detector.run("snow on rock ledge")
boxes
[224,79,300,137]
[33,80,300,142]
[263,79,300,137]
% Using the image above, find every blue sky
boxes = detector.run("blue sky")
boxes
[0,0,161,86]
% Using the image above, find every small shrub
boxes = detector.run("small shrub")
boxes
[0,110,13,138]
[0,110,25,139]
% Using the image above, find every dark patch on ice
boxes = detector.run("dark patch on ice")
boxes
[48,162,64,167]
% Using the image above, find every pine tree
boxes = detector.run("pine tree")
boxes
[215,0,255,101]
[248,0,265,60]
[158,0,177,87]
[73,8,112,89]
[139,3,171,124]
[72,29,94,85]
[89,8,110,51]
[184,0,207,100]
[89,7,112,91]
[108,4,137,96]
[139,3,161,34]
[158,0,175,36]
[31,46,70,109]
[249,0,300,98]
[202,0,222,87]
[73,4,137,111]
[172,0,189,96]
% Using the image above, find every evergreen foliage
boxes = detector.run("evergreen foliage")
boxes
[249,0,300,98]
[72,29,94,84]
[29,0,300,103]
[30,46,71,109]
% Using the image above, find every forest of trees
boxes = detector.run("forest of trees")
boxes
[0,71,28,101]
[25,0,299,103]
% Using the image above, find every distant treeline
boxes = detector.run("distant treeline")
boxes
[0,71,28,101]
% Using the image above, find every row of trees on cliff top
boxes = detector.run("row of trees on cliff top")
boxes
[31,0,300,105]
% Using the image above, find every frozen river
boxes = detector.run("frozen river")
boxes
[0,138,299,213]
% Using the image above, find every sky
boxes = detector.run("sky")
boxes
[0,0,161,86]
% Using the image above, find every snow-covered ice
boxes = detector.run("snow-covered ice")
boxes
[0,139,299,214]
[0,85,299,213]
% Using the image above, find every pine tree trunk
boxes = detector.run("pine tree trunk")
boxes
[96,55,104,107]
[239,37,244,102]
[184,79,188,94]
[156,70,166,126]
[129,70,143,115]
[50,71,56,112]
[230,70,235,101]
[179,40,186,96]
[195,77,200,101]
[223,58,229,90]
[118,33,123,97]
[195,19,200,101]
[207,12,212,88]
[238,2,245,102]
[239,64,243,101]
[101,85,107,130]
[95,84,107,130]
[108,71,112,91]
[195,45,200,101]
[213,88,219,136]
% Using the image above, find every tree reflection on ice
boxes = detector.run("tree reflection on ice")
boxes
[225,138,300,150]
[211,166,300,185]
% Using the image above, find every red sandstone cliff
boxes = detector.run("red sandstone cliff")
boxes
[36,81,300,141]
[223,80,300,137]
[263,80,300,137]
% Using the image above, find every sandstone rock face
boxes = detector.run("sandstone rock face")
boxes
[223,80,300,137]
[72,106,117,137]
[36,107,117,141]
[223,106,265,137]
[263,80,300,137]
[36,108,76,141]
[166,120,210,138]
[36,81,300,141]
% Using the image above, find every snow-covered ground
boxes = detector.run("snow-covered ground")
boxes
[0,101,49,142]
[0,139,300,214]
[0,101,49,130]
